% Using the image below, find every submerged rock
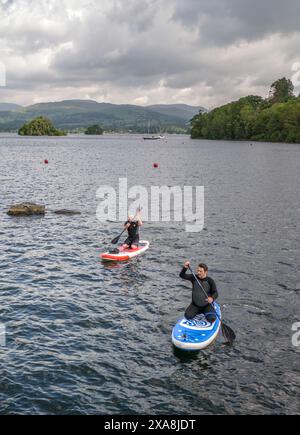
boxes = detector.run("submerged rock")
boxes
[7,203,46,216]
[53,209,81,216]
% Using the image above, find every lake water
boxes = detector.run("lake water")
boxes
[0,133,299,415]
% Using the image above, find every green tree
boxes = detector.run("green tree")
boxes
[269,77,294,104]
[190,79,300,143]
[85,124,104,135]
[18,117,66,136]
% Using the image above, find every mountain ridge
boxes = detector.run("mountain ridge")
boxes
[0,103,23,112]
[0,100,206,133]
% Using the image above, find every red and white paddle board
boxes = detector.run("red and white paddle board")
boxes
[101,240,150,262]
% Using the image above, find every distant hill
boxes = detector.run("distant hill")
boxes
[147,104,206,119]
[0,100,206,133]
[0,103,23,112]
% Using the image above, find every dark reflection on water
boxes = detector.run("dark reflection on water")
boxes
[173,347,212,367]
[0,134,299,415]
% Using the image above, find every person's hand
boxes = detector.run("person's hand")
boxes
[206,297,214,304]
[184,261,190,269]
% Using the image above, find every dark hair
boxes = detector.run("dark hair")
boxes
[198,263,208,272]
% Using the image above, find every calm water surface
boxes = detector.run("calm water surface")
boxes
[0,134,299,415]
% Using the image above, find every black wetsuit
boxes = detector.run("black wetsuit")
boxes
[124,221,140,247]
[180,267,219,322]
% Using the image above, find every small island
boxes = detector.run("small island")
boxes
[85,124,104,135]
[18,116,67,136]
[191,78,300,143]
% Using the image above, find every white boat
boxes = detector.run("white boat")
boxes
[143,121,165,140]
[143,134,165,140]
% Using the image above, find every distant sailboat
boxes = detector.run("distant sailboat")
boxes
[143,134,165,140]
[143,120,165,140]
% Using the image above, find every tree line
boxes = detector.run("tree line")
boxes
[191,78,300,143]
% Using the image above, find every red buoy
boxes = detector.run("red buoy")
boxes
[153,163,159,168]
[44,159,49,164]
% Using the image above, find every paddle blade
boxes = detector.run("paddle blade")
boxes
[111,236,121,245]
[221,322,236,346]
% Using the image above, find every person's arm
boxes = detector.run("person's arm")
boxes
[137,216,143,226]
[136,210,143,226]
[207,278,218,302]
[179,261,194,282]
[124,221,130,229]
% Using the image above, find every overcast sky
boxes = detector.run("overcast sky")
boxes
[0,0,300,108]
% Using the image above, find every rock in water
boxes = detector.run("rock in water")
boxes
[7,203,46,216]
[53,209,81,216]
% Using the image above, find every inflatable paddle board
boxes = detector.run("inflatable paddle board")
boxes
[101,240,150,262]
[172,303,221,351]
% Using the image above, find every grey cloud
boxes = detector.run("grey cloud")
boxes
[1,0,300,107]
[172,0,300,45]
[0,0,15,11]
[107,0,160,33]
[51,5,199,87]
[0,1,76,54]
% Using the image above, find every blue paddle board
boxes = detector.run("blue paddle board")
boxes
[172,303,221,351]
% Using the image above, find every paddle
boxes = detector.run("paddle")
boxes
[111,207,142,245]
[188,265,236,345]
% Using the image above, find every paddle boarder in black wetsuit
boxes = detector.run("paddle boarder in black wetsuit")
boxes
[180,261,219,323]
[122,211,143,250]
